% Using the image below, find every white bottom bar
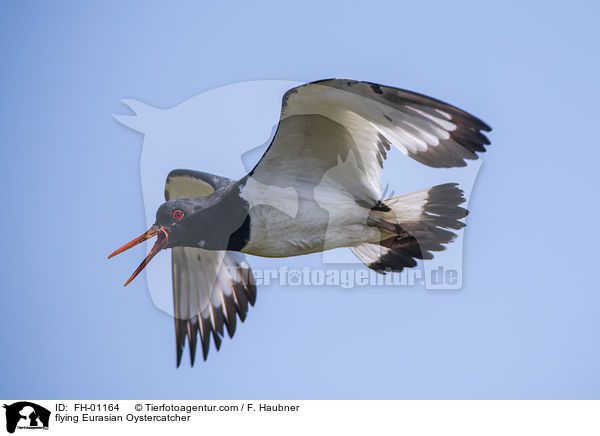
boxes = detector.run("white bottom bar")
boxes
[1,400,597,435]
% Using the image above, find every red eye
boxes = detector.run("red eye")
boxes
[173,209,184,220]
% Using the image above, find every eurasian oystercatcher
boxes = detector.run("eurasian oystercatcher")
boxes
[109,79,491,365]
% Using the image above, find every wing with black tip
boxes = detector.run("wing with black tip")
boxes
[249,79,491,207]
[165,169,257,366]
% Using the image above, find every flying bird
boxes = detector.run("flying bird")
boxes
[109,79,492,366]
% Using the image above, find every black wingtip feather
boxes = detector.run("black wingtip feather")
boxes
[212,328,222,351]
[175,317,187,368]
[188,320,198,367]
[200,315,212,361]
[223,295,238,338]
[232,284,249,321]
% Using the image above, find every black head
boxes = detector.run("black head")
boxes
[154,199,197,246]
[109,185,249,286]
[108,197,212,286]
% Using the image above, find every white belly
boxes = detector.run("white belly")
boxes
[241,199,379,257]
[238,175,381,257]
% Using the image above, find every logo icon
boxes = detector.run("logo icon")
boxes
[3,402,50,434]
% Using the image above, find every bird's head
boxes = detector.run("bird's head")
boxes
[108,198,199,286]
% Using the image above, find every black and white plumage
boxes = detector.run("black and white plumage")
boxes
[109,79,491,365]
[165,170,256,365]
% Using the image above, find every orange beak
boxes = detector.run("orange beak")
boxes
[108,225,169,286]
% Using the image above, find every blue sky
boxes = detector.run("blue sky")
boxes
[1,1,599,399]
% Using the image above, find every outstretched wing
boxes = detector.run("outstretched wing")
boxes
[171,247,256,365]
[165,169,257,366]
[249,79,491,206]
